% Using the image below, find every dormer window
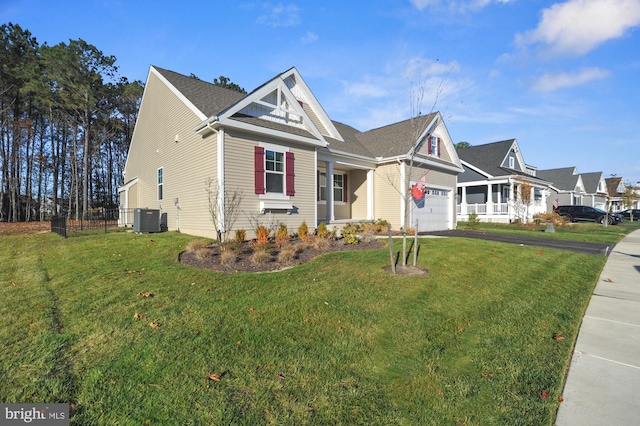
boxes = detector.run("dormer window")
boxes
[509,157,515,169]
[428,136,440,157]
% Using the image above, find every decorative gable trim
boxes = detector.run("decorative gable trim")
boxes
[198,67,338,148]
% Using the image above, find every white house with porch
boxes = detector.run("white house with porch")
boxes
[456,139,551,223]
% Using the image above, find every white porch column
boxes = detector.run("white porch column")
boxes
[367,169,374,220]
[509,180,515,221]
[326,161,335,223]
[460,186,467,215]
[487,183,494,215]
[400,162,406,229]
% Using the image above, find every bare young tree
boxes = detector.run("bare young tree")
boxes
[205,177,243,242]
[378,74,449,268]
[513,177,534,223]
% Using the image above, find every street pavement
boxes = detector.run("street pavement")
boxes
[554,229,640,425]
[422,229,613,256]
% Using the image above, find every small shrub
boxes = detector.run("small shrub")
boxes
[235,229,246,244]
[345,233,359,245]
[276,223,290,246]
[341,224,357,239]
[251,250,272,265]
[467,212,481,230]
[256,224,269,245]
[317,222,328,238]
[186,240,209,253]
[298,221,309,241]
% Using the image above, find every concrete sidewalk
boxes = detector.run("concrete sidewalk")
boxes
[555,229,640,425]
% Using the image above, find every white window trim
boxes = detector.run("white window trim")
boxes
[157,167,164,201]
[258,142,291,201]
[318,170,346,204]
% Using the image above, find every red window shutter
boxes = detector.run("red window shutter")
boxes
[285,151,295,196]
[317,170,320,201]
[437,137,442,156]
[343,174,348,202]
[254,146,265,194]
[427,135,432,154]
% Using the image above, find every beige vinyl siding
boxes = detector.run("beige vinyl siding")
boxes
[124,70,217,237]
[408,165,455,188]
[373,163,403,228]
[349,169,368,220]
[224,130,317,238]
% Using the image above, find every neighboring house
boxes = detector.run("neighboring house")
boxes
[537,167,586,210]
[456,139,551,223]
[605,177,625,212]
[580,171,608,210]
[119,66,463,239]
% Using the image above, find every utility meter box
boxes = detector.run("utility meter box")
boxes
[134,209,160,233]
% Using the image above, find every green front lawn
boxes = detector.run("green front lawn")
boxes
[458,220,637,244]
[1,230,607,425]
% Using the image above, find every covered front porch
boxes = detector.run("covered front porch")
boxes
[316,157,374,226]
[457,178,548,223]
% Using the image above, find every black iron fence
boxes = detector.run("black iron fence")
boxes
[50,208,122,238]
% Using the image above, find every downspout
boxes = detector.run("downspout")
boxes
[216,127,225,240]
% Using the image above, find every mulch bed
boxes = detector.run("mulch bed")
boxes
[179,238,387,274]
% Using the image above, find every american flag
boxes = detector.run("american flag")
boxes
[552,199,559,209]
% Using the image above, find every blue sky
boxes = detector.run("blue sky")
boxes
[3,0,640,185]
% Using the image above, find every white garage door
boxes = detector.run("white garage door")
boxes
[410,188,451,232]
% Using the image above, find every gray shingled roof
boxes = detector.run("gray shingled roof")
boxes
[580,171,604,193]
[155,66,446,162]
[322,114,440,159]
[153,66,247,117]
[537,167,579,190]
[456,139,515,177]
[359,114,439,158]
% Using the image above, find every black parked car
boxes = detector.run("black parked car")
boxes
[619,209,640,221]
[554,205,623,225]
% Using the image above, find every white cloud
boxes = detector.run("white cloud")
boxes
[533,67,611,92]
[301,31,318,44]
[409,0,514,12]
[516,0,640,56]
[257,3,301,27]
[403,57,460,80]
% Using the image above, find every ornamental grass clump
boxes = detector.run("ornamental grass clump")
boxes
[251,249,272,265]
[194,246,213,260]
[277,245,298,264]
[186,240,209,253]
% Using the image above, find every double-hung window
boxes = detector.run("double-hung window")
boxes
[318,172,347,202]
[333,174,344,202]
[265,150,284,193]
[157,167,163,200]
[254,145,294,196]
[427,135,440,157]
